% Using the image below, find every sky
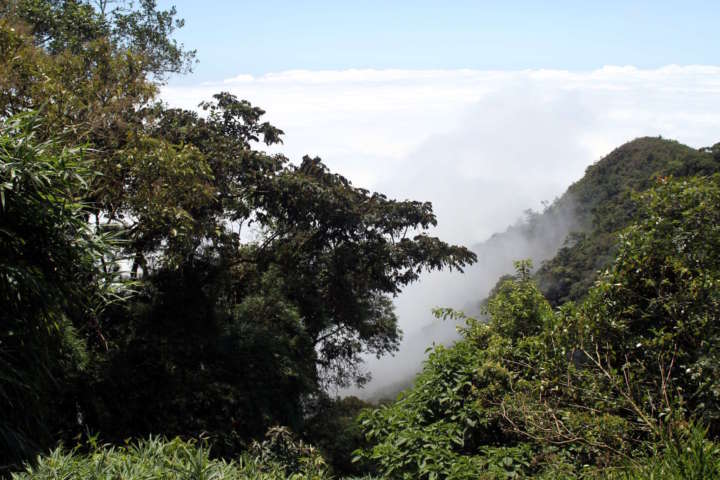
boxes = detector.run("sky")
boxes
[158,0,719,82]
[157,1,720,394]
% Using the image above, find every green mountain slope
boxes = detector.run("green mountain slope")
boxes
[536,136,720,305]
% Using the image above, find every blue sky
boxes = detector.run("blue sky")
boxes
[159,0,718,84]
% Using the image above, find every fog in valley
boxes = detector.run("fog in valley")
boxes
[355,202,579,400]
[348,88,587,398]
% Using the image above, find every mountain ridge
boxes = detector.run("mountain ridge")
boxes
[535,135,719,305]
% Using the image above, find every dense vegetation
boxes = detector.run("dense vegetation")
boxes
[357,174,720,478]
[11,431,334,480]
[2,1,720,479]
[0,0,473,474]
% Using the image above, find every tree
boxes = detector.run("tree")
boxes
[83,95,476,448]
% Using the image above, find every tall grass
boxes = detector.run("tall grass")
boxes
[11,436,331,480]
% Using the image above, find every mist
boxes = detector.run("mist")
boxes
[161,66,720,400]
[349,86,589,399]
[352,202,578,400]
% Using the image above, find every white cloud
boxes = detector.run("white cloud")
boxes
[222,74,254,83]
[161,66,720,395]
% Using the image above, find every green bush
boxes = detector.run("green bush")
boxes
[356,268,554,479]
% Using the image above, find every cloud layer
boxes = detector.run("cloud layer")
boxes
[163,66,720,242]
[162,66,720,396]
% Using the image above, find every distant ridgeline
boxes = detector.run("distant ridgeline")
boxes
[496,137,720,306]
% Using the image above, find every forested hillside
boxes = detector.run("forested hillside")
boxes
[358,173,720,478]
[536,137,720,305]
[353,137,720,479]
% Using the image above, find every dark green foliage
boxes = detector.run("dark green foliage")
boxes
[0,114,119,467]
[84,263,317,451]
[303,395,375,476]
[609,425,720,480]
